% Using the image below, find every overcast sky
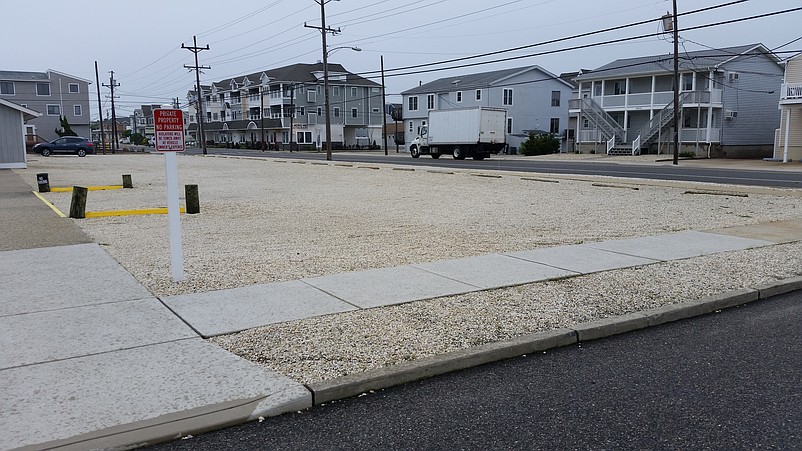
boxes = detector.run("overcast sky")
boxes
[4,0,799,118]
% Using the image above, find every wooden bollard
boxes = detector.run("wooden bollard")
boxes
[122,174,133,189]
[36,173,50,193]
[185,184,200,214]
[69,186,87,219]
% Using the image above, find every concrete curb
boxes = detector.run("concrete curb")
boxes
[306,277,802,406]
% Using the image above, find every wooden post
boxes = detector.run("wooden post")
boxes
[122,174,133,188]
[36,173,50,193]
[69,186,87,219]
[185,184,200,214]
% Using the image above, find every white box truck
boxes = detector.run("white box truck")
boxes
[409,107,507,160]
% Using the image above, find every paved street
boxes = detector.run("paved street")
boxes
[151,290,802,450]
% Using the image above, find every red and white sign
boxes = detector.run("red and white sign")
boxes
[154,109,185,152]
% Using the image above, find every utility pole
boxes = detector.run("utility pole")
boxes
[94,61,106,155]
[289,84,295,152]
[260,85,266,151]
[183,36,210,155]
[102,71,120,153]
[306,0,341,161]
[672,0,680,165]
[381,55,388,156]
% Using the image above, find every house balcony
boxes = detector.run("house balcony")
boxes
[569,89,723,113]
[579,127,721,144]
[780,83,802,105]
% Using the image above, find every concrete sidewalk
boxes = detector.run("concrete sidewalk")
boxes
[2,167,802,450]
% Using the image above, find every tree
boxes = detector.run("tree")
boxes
[55,116,78,137]
[519,132,560,156]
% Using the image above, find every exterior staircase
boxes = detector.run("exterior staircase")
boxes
[631,92,695,154]
[575,97,627,154]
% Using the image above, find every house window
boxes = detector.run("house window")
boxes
[426,94,435,110]
[74,105,82,116]
[372,108,380,113]
[550,118,560,134]
[0,81,14,95]
[593,83,602,96]
[334,107,340,117]
[614,81,625,95]
[299,106,305,116]
[683,73,693,91]
[221,111,227,121]
[37,83,51,96]
[297,131,313,144]
[409,121,414,133]
[506,117,513,134]
[332,86,340,96]
[503,88,513,106]
[69,83,79,93]
[408,96,418,111]
[213,112,219,120]
[551,91,561,107]
[317,107,322,116]
[583,118,589,128]
[46,105,60,116]
[351,87,358,97]
[456,91,462,102]
[476,89,482,101]
[351,108,358,118]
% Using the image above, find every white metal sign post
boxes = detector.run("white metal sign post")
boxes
[154,109,186,282]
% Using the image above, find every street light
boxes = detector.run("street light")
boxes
[307,1,362,160]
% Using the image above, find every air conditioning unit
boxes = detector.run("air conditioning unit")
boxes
[729,72,740,82]
[725,110,739,119]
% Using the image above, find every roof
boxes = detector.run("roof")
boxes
[0,70,50,81]
[0,69,91,84]
[209,62,380,91]
[575,43,779,81]
[0,98,42,121]
[401,65,573,95]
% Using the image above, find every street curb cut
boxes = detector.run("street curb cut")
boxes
[305,277,802,406]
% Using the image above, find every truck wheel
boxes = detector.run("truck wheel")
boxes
[452,147,465,160]
[410,146,420,158]
[431,153,441,159]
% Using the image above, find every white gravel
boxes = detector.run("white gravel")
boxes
[16,152,802,383]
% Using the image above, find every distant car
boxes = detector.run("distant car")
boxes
[34,137,94,157]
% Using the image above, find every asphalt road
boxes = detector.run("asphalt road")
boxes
[150,291,802,450]
[184,148,802,188]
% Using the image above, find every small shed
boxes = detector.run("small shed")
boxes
[0,98,41,169]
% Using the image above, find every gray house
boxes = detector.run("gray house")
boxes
[570,43,784,158]
[0,98,41,168]
[0,69,91,143]
[401,65,575,151]
[187,62,384,149]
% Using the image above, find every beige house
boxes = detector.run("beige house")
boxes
[774,53,802,162]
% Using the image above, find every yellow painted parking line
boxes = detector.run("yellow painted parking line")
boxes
[32,191,67,217]
[50,185,124,192]
[84,207,185,218]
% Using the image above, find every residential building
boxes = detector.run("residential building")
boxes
[570,43,784,158]
[773,53,802,162]
[400,65,574,151]
[186,62,384,149]
[0,98,41,168]
[0,69,91,142]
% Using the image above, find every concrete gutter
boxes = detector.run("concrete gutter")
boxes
[307,276,802,405]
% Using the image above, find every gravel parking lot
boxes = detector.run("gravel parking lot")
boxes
[17,152,802,382]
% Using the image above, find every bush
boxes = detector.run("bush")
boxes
[679,151,696,158]
[519,133,560,156]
